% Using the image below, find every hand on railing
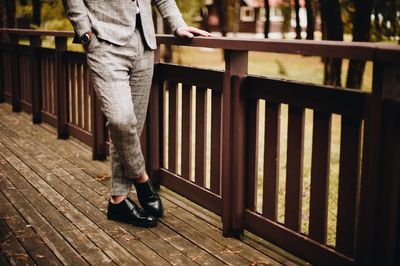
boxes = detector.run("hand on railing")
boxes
[174,26,212,39]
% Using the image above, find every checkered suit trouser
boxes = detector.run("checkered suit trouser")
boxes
[86,27,154,196]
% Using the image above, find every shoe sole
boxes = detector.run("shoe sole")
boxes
[107,214,157,228]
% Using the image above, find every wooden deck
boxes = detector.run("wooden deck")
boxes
[0,103,307,266]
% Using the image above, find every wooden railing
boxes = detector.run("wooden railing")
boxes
[0,28,399,266]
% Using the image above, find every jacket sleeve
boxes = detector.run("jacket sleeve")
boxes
[62,0,92,37]
[152,0,187,33]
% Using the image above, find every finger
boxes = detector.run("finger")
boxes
[188,27,211,37]
[180,31,194,38]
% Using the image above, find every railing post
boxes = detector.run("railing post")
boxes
[10,34,21,112]
[221,49,248,237]
[356,60,400,265]
[147,47,161,189]
[30,36,42,123]
[55,36,68,139]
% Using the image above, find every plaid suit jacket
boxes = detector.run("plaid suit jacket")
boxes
[62,0,186,48]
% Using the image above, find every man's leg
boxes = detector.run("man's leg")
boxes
[87,36,146,193]
[108,32,155,202]
[86,35,157,227]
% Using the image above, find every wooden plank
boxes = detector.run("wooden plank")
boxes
[156,63,224,90]
[244,76,366,119]
[0,128,196,266]
[336,117,361,257]
[0,218,35,266]
[0,104,304,266]
[0,191,62,266]
[0,249,10,266]
[309,111,331,243]
[0,159,90,265]
[161,212,251,265]
[246,100,258,211]
[181,83,192,179]
[0,111,224,266]
[210,89,222,195]
[0,141,149,266]
[0,104,301,266]
[164,204,281,266]
[0,139,118,266]
[195,86,207,186]
[263,102,281,220]
[284,106,305,232]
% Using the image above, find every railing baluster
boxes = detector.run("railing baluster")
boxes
[167,81,178,172]
[10,34,21,112]
[70,63,77,126]
[30,36,42,123]
[90,77,107,160]
[77,64,83,128]
[210,89,222,194]
[55,36,68,139]
[181,83,192,179]
[0,43,4,103]
[195,86,207,186]
[246,99,258,211]
[263,101,281,220]
[83,66,89,131]
[336,117,361,256]
[309,111,332,243]
[285,106,305,232]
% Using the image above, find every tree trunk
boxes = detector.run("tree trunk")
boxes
[346,0,373,89]
[6,0,16,28]
[264,0,270,38]
[32,0,41,26]
[305,0,315,40]
[319,0,343,86]
[215,0,228,36]
[294,0,301,39]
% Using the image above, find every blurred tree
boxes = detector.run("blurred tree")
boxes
[305,0,315,40]
[346,0,373,89]
[294,0,301,39]
[264,0,270,38]
[0,0,16,41]
[319,0,343,86]
[372,0,400,42]
[280,0,291,38]
[215,0,228,36]
[32,0,41,26]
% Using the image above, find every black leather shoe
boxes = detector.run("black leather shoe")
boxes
[107,197,157,227]
[134,179,164,218]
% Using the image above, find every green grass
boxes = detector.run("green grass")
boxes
[168,46,370,247]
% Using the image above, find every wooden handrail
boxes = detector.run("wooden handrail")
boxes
[0,28,74,37]
[0,28,399,62]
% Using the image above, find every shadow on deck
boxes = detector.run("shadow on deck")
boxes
[0,103,307,266]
